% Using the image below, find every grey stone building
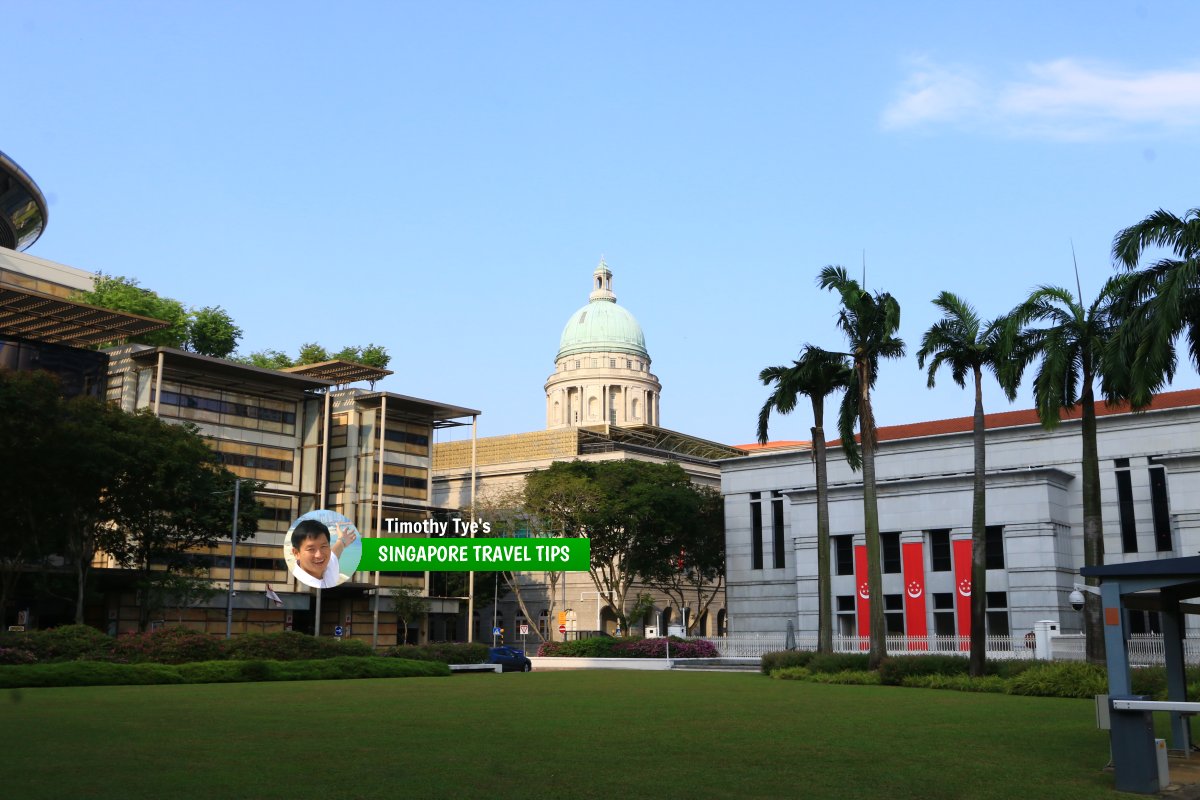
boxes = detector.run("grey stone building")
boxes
[722,389,1200,639]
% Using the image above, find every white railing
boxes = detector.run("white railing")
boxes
[702,631,1200,664]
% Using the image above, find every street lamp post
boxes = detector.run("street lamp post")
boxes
[224,478,241,640]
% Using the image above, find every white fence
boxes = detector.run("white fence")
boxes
[698,631,1200,663]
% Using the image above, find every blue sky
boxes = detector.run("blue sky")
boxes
[9,2,1200,446]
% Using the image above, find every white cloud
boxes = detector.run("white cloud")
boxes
[882,58,1200,139]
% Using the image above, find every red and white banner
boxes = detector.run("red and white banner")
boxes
[901,542,927,647]
[952,538,973,645]
[854,544,870,644]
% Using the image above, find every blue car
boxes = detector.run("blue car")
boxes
[487,646,532,672]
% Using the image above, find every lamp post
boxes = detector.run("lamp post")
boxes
[224,478,241,640]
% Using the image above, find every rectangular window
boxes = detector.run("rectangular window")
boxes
[771,492,785,569]
[1128,610,1162,635]
[884,593,904,635]
[986,591,1009,636]
[881,532,901,574]
[1149,462,1172,552]
[609,359,616,368]
[929,529,951,571]
[1115,459,1138,553]
[750,493,763,570]
[985,526,1005,570]
[833,535,853,576]
[836,595,856,636]
[933,592,955,636]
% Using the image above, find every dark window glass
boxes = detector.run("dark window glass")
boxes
[882,532,901,573]
[1115,464,1138,553]
[384,429,430,447]
[884,594,904,634]
[933,592,954,610]
[986,611,1009,636]
[929,529,951,571]
[985,526,1005,570]
[986,592,1007,609]
[934,613,956,636]
[833,535,854,576]
[750,494,763,570]
[772,494,785,569]
[1149,464,1172,552]
[837,595,855,612]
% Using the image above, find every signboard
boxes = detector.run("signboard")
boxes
[7,625,25,632]
[492,626,502,636]
[334,625,344,637]
[558,611,567,626]
[519,624,529,635]
[558,624,567,634]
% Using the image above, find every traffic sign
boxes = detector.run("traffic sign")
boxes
[558,624,567,634]
[519,624,529,635]
[334,625,344,637]
[493,626,502,636]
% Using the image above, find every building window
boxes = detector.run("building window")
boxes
[929,529,951,571]
[610,359,616,368]
[881,532,900,574]
[833,535,853,576]
[1149,460,1172,552]
[933,592,955,636]
[884,594,904,634]
[626,359,632,369]
[1128,610,1162,635]
[574,360,580,369]
[836,595,856,636]
[986,591,1009,636]
[750,493,763,570]
[771,491,785,569]
[1115,458,1138,553]
[985,526,1005,569]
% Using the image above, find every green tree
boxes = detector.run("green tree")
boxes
[333,344,392,369]
[756,345,852,653]
[1009,279,1130,665]
[917,293,1020,677]
[629,485,726,634]
[524,460,711,633]
[297,342,331,365]
[818,266,905,669]
[186,306,242,358]
[1110,207,1200,406]
[242,349,295,369]
[392,586,430,645]
[73,275,242,357]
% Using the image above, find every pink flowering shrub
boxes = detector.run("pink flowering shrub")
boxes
[612,637,719,659]
[0,646,38,665]
[111,626,224,664]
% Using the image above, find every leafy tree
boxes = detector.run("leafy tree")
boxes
[185,306,242,358]
[756,345,852,653]
[242,349,295,369]
[73,275,242,357]
[524,460,713,633]
[392,586,430,645]
[1008,278,1130,665]
[629,485,726,634]
[1109,207,1200,406]
[818,266,905,669]
[917,292,1020,677]
[333,344,392,369]
[297,342,331,365]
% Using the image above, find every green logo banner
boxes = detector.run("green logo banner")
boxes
[359,538,590,572]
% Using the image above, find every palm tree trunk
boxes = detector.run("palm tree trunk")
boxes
[1080,377,1106,665]
[969,366,987,677]
[859,366,887,670]
[811,397,832,655]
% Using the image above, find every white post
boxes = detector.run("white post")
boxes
[1034,619,1060,660]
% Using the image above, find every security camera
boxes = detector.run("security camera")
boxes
[1069,589,1085,612]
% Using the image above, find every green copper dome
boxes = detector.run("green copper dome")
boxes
[556,261,649,361]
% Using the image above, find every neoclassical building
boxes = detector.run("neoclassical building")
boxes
[435,260,743,641]
[545,260,661,429]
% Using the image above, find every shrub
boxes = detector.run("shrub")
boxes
[386,643,490,664]
[111,626,225,664]
[878,655,971,685]
[4,625,115,662]
[771,667,811,681]
[1006,661,1107,698]
[550,637,619,658]
[807,653,871,674]
[536,641,562,657]
[0,661,184,688]
[225,632,327,661]
[807,670,881,686]
[270,656,448,680]
[0,647,37,665]
[760,651,815,675]
[901,674,1008,693]
[611,637,720,659]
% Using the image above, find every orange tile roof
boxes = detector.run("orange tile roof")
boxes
[737,440,812,452]
[820,387,1200,447]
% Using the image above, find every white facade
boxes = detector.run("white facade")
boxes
[721,390,1200,639]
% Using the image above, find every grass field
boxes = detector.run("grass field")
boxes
[1,670,1122,799]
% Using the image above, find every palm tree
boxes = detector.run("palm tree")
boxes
[916,293,1019,677]
[818,266,905,669]
[757,345,853,654]
[1009,278,1130,665]
[1110,207,1200,407]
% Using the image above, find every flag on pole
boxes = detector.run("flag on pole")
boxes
[265,585,283,608]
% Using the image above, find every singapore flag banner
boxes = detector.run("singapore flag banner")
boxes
[853,544,870,645]
[901,541,928,646]
[953,538,973,648]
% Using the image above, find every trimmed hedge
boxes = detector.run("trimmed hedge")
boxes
[536,637,720,659]
[0,656,449,688]
[386,643,490,664]
[760,651,814,675]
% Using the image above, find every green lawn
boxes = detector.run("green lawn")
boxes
[1,671,1122,799]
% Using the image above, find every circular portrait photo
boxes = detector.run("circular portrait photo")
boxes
[284,510,362,589]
